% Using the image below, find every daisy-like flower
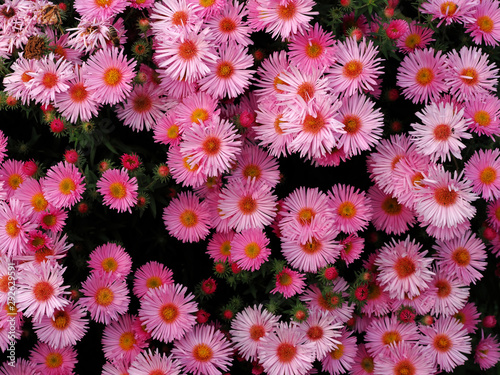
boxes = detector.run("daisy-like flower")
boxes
[364,316,420,358]
[155,23,217,82]
[396,21,434,54]
[256,0,317,40]
[231,228,270,272]
[282,96,344,159]
[17,262,69,322]
[0,131,6,165]
[163,191,211,243]
[419,315,471,372]
[218,179,277,232]
[420,0,479,26]
[172,324,233,375]
[30,342,77,375]
[453,302,481,334]
[373,342,436,375]
[42,161,85,209]
[320,327,358,375]
[88,242,132,281]
[254,50,289,101]
[228,143,280,186]
[487,199,500,231]
[375,236,434,300]
[367,185,416,235]
[206,1,253,46]
[445,46,499,101]
[328,37,383,97]
[281,233,340,273]
[74,0,128,21]
[168,145,208,188]
[413,164,478,229]
[475,331,500,370]
[339,234,365,265]
[396,48,447,104]
[0,160,27,200]
[84,47,136,105]
[97,168,138,213]
[336,93,383,157]
[27,53,74,106]
[351,344,375,375]
[180,116,242,177]
[128,349,183,375]
[464,149,500,200]
[102,314,147,366]
[288,23,336,75]
[2,54,38,105]
[0,358,38,375]
[153,114,183,147]
[116,83,168,132]
[466,0,500,47]
[258,321,315,375]
[385,19,409,39]
[138,283,197,343]
[297,309,342,361]
[206,231,234,262]
[0,199,37,257]
[32,300,88,349]
[79,272,130,325]
[175,91,220,128]
[199,42,254,99]
[38,206,68,233]
[133,261,174,299]
[428,266,469,317]
[328,184,372,234]
[463,93,500,138]
[409,101,471,163]
[231,304,280,361]
[271,267,306,298]
[150,0,202,34]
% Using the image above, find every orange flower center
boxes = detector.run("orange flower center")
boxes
[219,17,236,32]
[394,359,416,375]
[274,115,284,134]
[101,257,118,272]
[183,157,199,172]
[277,2,296,20]
[161,303,178,323]
[394,257,416,278]
[381,196,402,215]
[238,196,257,214]
[452,247,470,267]
[95,287,114,306]
[276,342,296,362]
[434,187,457,206]
[42,72,58,89]
[302,113,325,134]
[193,343,213,362]
[217,62,233,79]
[220,240,231,256]
[433,334,452,352]
[273,75,286,94]
[330,343,344,360]
[301,238,321,254]
[30,193,48,212]
[119,331,136,351]
[249,324,266,340]
[202,136,221,155]
[307,325,323,340]
[433,124,451,141]
[191,108,209,123]
[59,177,76,195]
[243,164,261,179]
[244,242,261,259]
[415,67,434,85]
[52,310,70,330]
[361,356,375,372]
[480,166,496,184]
[146,276,162,289]
[297,82,315,101]
[405,34,421,49]
[21,72,33,83]
[0,276,8,293]
[109,182,126,199]
[178,40,198,60]
[440,2,457,16]
[95,0,112,7]
[477,15,494,33]
[69,83,88,102]
[343,60,363,79]
[180,210,198,227]
[45,353,63,369]
[436,280,451,297]
[103,68,122,86]
[454,311,465,324]
[133,94,152,113]
[34,281,55,301]
[7,173,23,189]
[172,11,188,26]
[338,201,356,218]
[278,271,293,286]
[382,330,401,345]
[5,219,20,238]
[305,41,323,58]
[473,110,491,127]
[199,0,215,7]
[35,247,54,264]
[460,68,478,86]
[298,208,315,224]
[167,124,179,139]
[343,114,361,134]
[42,214,57,228]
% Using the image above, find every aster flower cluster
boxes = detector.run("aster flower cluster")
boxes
[0,0,500,374]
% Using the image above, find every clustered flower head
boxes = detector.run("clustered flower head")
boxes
[0,0,499,374]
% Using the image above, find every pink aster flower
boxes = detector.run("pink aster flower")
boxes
[218,179,277,232]
[375,236,434,300]
[487,199,500,231]
[445,46,499,101]
[258,321,315,375]
[420,0,478,26]
[168,145,208,188]
[74,0,128,21]
[0,130,6,165]
[351,344,375,375]
[206,231,234,262]
[30,342,77,375]
[116,83,168,132]
[466,0,500,47]
[230,304,280,361]
[102,314,147,366]
[427,266,469,317]
[271,267,306,298]
[231,228,271,272]
[419,316,472,372]
[88,242,132,281]
[281,232,340,273]
[97,168,138,213]
[138,283,197,343]
[367,185,416,235]
[228,144,280,188]
[288,23,336,75]
[17,262,69,322]
[464,149,500,200]
[172,324,233,375]
[396,48,447,104]
[42,161,85,209]
[328,184,372,234]
[2,54,38,105]
[150,0,202,34]
[128,349,183,375]
[413,164,478,229]
[475,331,500,370]
[180,116,242,177]
[32,300,88,349]
[339,234,365,265]
[28,53,74,106]
[0,199,37,257]
[298,309,342,361]
[79,272,130,325]
[175,91,220,128]
[0,358,37,375]
[38,206,68,233]
[153,114,183,147]
[373,342,436,375]
[336,93,383,157]
[385,19,409,39]
[84,47,136,105]
[463,93,500,138]
[0,160,27,200]
[155,23,217,82]
[254,50,290,101]
[453,302,481,334]
[397,21,434,53]
[199,42,254,99]
[328,37,384,97]
[205,1,252,46]
[133,261,174,299]
[320,327,358,375]
[163,191,211,243]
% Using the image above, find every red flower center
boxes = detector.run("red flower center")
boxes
[276,342,297,363]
